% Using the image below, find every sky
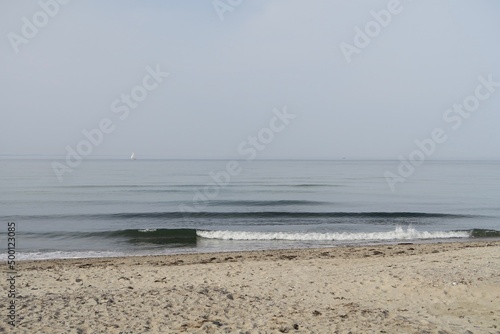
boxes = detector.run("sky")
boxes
[1,0,499,160]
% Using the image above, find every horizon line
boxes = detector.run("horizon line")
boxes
[1,155,499,162]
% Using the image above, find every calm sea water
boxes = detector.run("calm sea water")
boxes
[1,160,499,260]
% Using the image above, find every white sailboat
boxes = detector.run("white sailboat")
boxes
[130,152,136,160]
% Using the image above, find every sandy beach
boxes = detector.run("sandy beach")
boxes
[2,241,499,333]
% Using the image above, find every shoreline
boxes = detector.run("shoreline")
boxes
[14,237,500,264]
[3,240,499,333]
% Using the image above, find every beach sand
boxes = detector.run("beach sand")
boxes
[2,241,499,333]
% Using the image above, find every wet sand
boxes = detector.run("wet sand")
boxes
[2,241,499,333]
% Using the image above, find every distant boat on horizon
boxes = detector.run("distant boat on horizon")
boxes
[130,152,136,160]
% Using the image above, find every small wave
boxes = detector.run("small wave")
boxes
[469,229,500,238]
[48,228,199,245]
[205,200,330,207]
[6,211,476,221]
[293,184,340,188]
[18,229,198,246]
[0,250,128,261]
[98,228,197,245]
[197,227,471,241]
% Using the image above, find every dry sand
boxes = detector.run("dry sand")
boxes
[2,241,499,334]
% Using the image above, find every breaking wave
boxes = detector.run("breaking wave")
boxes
[197,226,471,241]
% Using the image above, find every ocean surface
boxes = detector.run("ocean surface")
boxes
[1,159,499,260]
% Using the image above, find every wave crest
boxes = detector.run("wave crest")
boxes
[197,227,471,241]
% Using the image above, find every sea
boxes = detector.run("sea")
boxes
[1,159,499,261]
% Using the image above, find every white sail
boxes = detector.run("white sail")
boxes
[130,152,136,160]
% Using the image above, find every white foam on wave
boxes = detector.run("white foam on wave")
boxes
[196,226,471,241]
[138,228,157,232]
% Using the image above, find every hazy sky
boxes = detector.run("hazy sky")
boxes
[1,0,499,160]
